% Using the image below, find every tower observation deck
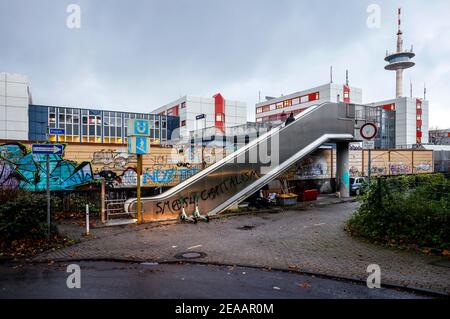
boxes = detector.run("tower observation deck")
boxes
[384,8,415,98]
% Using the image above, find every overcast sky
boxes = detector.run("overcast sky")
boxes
[1,0,449,128]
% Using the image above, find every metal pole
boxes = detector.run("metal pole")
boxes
[137,154,142,224]
[85,204,90,235]
[46,154,50,238]
[201,123,205,170]
[101,177,105,223]
[368,149,372,186]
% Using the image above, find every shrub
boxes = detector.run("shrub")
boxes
[0,190,59,241]
[60,192,100,216]
[347,174,450,251]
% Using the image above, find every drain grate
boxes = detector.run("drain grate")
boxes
[174,251,207,259]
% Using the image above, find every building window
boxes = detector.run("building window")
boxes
[343,91,349,100]
[181,102,186,108]
[49,113,56,124]
[256,118,262,123]
[276,102,283,109]
[262,105,270,112]
[283,100,292,107]
[256,107,262,114]
[216,113,224,122]
[300,95,309,104]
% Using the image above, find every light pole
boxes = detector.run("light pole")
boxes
[196,114,206,170]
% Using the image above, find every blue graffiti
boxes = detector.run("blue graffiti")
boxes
[143,169,176,184]
[0,143,94,191]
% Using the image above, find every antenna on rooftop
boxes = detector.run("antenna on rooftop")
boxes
[330,66,333,83]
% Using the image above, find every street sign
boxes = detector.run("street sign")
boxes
[362,140,375,150]
[49,128,65,135]
[128,136,150,155]
[196,114,206,120]
[127,119,150,136]
[360,123,378,140]
[32,144,64,155]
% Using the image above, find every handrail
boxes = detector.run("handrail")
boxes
[125,102,329,205]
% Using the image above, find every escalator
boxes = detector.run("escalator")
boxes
[125,102,357,222]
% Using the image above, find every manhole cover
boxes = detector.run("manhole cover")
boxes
[174,251,207,259]
[238,225,255,230]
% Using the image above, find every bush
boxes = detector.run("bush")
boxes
[0,190,59,241]
[59,192,100,217]
[347,174,450,251]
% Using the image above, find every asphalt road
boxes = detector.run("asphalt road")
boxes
[0,261,431,299]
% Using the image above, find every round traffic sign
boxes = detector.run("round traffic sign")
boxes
[360,123,378,140]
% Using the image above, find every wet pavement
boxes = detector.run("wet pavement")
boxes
[36,202,450,295]
[0,261,432,299]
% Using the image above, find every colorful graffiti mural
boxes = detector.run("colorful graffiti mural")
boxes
[0,143,202,191]
[291,154,329,180]
[0,143,93,191]
[1,142,435,192]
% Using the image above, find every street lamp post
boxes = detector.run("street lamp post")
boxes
[196,114,206,170]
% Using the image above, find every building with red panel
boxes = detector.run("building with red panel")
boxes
[151,93,247,139]
[255,83,362,125]
[368,97,429,148]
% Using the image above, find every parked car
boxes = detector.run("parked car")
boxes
[350,177,368,196]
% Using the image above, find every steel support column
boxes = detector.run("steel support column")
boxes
[336,142,350,198]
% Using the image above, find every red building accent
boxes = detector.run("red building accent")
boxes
[343,85,350,103]
[382,103,396,111]
[213,93,225,133]
[416,99,422,144]
[167,105,179,116]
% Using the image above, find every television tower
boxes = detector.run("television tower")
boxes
[384,8,415,97]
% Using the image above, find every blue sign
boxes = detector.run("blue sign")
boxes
[49,128,65,135]
[32,144,64,155]
[196,114,206,120]
[127,136,150,155]
[128,119,150,136]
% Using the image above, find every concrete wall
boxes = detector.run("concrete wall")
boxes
[0,73,29,140]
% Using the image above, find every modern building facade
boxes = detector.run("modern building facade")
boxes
[255,83,363,124]
[152,93,247,139]
[368,97,429,148]
[1,72,178,144]
[29,104,178,144]
[0,73,30,140]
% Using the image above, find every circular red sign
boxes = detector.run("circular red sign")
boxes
[360,123,378,140]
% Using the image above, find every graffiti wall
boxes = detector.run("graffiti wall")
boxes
[351,149,433,177]
[0,143,93,191]
[0,141,434,192]
[283,149,332,180]
[282,148,433,181]
[0,142,211,191]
